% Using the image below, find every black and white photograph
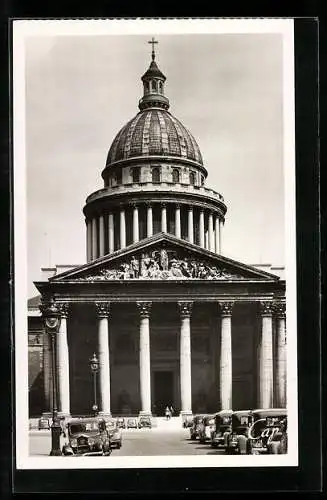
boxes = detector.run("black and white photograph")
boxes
[13,18,297,469]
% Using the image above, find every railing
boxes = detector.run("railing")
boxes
[86,182,224,204]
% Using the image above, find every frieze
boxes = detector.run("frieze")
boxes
[71,247,248,282]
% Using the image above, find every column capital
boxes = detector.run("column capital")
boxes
[260,300,274,316]
[160,202,167,208]
[175,203,181,209]
[219,301,234,316]
[274,301,286,318]
[95,302,111,318]
[178,301,193,317]
[137,301,152,318]
[57,303,70,319]
[132,203,139,210]
[146,202,153,208]
[188,205,193,212]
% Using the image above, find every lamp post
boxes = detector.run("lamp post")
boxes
[40,301,62,456]
[89,353,99,416]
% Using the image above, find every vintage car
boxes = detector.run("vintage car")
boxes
[226,410,254,454]
[198,415,215,444]
[62,417,111,456]
[211,410,233,449]
[247,408,288,455]
[138,416,152,429]
[182,415,194,429]
[116,417,126,429]
[189,414,205,440]
[126,417,138,429]
[105,418,122,449]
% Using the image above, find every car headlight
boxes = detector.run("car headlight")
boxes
[70,438,77,447]
[88,438,95,446]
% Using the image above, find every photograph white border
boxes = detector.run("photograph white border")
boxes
[13,18,297,470]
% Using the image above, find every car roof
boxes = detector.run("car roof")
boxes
[232,410,253,417]
[215,410,233,417]
[252,408,287,417]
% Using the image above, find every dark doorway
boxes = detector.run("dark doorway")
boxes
[153,371,174,416]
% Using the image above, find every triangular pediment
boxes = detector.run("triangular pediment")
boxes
[50,233,280,283]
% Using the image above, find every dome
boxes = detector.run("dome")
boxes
[106,109,203,167]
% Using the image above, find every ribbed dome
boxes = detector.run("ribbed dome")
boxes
[106,109,203,167]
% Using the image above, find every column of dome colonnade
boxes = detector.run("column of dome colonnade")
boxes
[85,204,223,262]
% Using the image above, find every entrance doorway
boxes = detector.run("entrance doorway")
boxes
[153,371,174,416]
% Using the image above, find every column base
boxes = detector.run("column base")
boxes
[180,410,193,419]
[98,411,112,418]
[139,410,152,417]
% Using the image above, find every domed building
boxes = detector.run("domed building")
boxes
[29,43,286,420]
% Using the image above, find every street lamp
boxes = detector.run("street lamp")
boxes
[40,301,62,456]
[89,353,99,416]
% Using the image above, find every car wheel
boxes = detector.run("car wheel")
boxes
[199,438,205,444]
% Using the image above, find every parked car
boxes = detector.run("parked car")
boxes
[211,410,233,450]
[116,417,126,429]
[62,417,111,456]
[182,415,194,429]
[247,408,288,455]
[226,410,254,454]
[105,418,122,449]
[38,417,50,430]
[138,416,152,429]
[198,415,215,444]
[189,415,205,440]
[126,417,138,429]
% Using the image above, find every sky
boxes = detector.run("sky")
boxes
[24,31,286,298]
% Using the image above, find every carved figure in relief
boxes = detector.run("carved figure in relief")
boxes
[160,248,169,271]
[130,256,139,278]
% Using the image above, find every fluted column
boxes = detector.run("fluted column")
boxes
[161,203,167,233]
[275,302,287,407]
[99,215,105,257]
[57,304,70,416]
[120,207,126,248]
[133,205,139,243]
[199,209,205,247]
[137,302,152,415]
[188,207,194,244]
[86,219,92,263]
[147,204,153,238]
[91,217,97,260]
[208,212,214,251]
[175,204,181,239]
[219,302,233,410]
[108,212,114,254]
[259,301,274,408]
[215,216,220,254]
[95,303,111,415]
[178,302,193,415]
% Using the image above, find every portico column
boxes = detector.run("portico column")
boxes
[91,217,97,260]
[95,302,111,415]
[42,326,52,412]
[208,212,214,251]
[137,302,152,416]
[57,304,70,416]
[188,206,194,244]
[259,301,274,408]
[108,212,114,254]
[133,205,139,243]
[219,219,223,254]
[178,302,193,416]
[99,215,105,257]
[219,302,233,410]
[86,219,92,263]
[175,204,181,239]
[147,204,153,237]
[199,209,205,247]
[215,216,220,254]
[275,302,287,407]
[161,203,167,233]
[120,207,126,248]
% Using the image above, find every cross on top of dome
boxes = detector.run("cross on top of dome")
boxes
[148,37,158,61]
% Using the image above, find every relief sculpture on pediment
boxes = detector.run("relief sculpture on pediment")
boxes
[73,246,247,281]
